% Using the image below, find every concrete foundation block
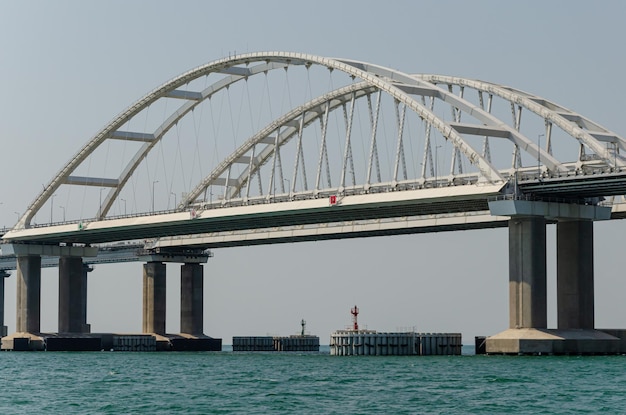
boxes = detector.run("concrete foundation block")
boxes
[486,328,621,355]
[598,329,626,353]
[1,332,45,351]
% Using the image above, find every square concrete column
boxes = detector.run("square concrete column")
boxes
[58,256,86,333]
[0,271,8,337]
[81,264,92,333]
[508,217,547,329]
[142,262,166,334]
[557,220,594,329]
[181,263,203,335]
[16,255,42,333]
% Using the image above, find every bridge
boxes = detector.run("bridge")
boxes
[2,51,626,353]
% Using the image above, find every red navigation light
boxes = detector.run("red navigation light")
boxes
[329,195,337,205]
[351,305,359,331]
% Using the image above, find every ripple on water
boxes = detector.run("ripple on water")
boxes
[2,352,626,414]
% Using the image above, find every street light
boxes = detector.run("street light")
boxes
[50,194,56,224]
[98,188,105,218]
[120,198,127,215]
[152,180,159,213]
[59,205,66,222]
[538,133,545,179]
[283,178,290,194]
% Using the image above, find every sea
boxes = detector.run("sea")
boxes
[1,345,625,414]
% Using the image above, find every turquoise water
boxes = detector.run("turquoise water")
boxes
[2,347,626,414]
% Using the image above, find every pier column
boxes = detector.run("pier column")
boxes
[181,263,203,335]
[81,264,93,333]
[16,255,42,333]
[0,271,9,337]
[557,220,594,329]
[508,216,547,329]
[142,261,166,334]
[58,256,86,333]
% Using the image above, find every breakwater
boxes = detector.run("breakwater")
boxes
[232,335,320,352]
[329,330,462,356]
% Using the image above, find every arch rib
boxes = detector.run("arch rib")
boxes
[417,75,626,168]
[25,52,617,230]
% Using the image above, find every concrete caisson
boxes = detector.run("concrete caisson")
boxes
[232,335,320,352]
[329,330,461,356]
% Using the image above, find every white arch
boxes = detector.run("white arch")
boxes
[417,75,626,167]
[18,52,621,229]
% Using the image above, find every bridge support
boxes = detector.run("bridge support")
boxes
[557,220,594,329]
[16,255,41,334]
[486,199,619,354]
[142,261,166,335]
[508,216,547,329]
[181,263,203,335]
[138,248,220,350]
[58,256,89,333]
[0,271,9,337]
[0,244,98,350]
[82,264,93,333]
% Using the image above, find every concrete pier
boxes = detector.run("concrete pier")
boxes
[81,264,92,333]
[58,256,86,333]
[16,255,41,334]
[508,216,547,329]
[487,199,617,354]
[0,271,8,337]
[142,261,166,334]
[180,263,203,335]
[557,220,594,329]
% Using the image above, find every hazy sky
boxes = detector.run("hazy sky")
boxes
[2,0,626,344]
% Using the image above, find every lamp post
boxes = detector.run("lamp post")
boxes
[50,194,56,224]
[59,205,65,222]
[435,145,442,187]
[538,133,544,179]
[152,180,159,213]
[121,198,126,215]
[98,188,105,218]
[283,178,290,194]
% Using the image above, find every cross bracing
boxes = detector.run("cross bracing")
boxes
[8,52,626,244]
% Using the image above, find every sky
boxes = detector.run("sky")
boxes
[2,0,626,344]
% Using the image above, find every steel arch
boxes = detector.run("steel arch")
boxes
[417,74,626,167]
[16,52,624,230]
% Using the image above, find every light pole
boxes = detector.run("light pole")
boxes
[152,180,159,213]
[59,205,65,222]
[121,198,127,215]
[283,178,290,194]
[538,133,544,179]
[98,188,105,218]
[14,212,19,223]
[50,194,56,224]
